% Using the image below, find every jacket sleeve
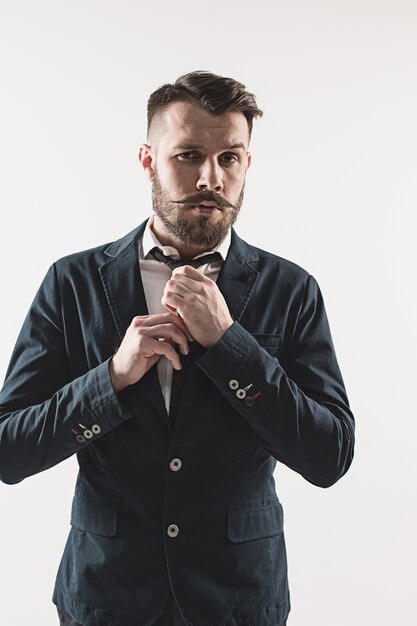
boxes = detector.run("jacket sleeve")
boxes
[198,274,355,488]
[0,263,133,485]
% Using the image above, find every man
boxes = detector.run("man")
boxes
[0,71,355,626]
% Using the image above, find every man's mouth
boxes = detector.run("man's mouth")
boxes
[179,195,230,210]
[192,202,221,213]
[191,202,221,215]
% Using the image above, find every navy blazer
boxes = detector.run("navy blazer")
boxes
[0,220,354,626]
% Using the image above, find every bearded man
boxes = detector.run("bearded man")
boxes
[0,71,355,626]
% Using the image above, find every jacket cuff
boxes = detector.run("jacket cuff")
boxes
[198,321,278,415]
[85,358,133,426]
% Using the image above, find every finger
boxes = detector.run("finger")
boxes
[162,292,185,318]
[172,265,207,281]
[131,312,192,338]
[132,313,184,327]
[158,312,193,340]
[170,271,214,295]
[168,312,194,338]
[166,310,195,341]
[165,278,192,297]
[151,338,182,370]
[146,352,161,370]
[142,323,189,355]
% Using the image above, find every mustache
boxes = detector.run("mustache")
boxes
[172,191,236,210]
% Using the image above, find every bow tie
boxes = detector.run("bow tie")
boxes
[150,247,222,270]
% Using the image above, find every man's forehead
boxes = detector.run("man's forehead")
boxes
[158,101,249,145]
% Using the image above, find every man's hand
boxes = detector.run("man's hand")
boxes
[109,313,193,394]
[161,265,234,349]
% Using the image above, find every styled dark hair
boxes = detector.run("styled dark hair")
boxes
[147,70,263,140]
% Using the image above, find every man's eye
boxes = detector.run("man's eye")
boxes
[178,152,199,160]
[220,153,238,165]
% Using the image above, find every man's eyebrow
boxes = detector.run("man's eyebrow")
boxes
[224,142,246,151]
[172,142,246,151]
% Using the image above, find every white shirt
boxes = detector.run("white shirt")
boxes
[138,214,231,412]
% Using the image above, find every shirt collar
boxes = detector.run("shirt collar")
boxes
[141,214,231,261]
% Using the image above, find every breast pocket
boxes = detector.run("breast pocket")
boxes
[252,333,282,358]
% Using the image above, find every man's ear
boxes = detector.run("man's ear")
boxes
[246,152,252,172]
[138,144,155,181]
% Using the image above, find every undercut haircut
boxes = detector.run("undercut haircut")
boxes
[147,70,263,141]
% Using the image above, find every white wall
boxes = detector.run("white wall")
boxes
[0,1,416,624]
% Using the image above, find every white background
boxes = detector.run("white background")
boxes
[0,1,416,624]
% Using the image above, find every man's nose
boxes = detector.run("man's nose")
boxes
[196,160,223,192]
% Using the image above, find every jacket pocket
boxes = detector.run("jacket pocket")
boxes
[70,496,118,537]
[228,501,283,543]
[252,333,282,357]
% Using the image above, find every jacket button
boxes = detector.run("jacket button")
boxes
[84,429,93,439]
[229,379,239,390]
[236,388,246,399]
[167,524,179,537]
[169,458,182,471]
[76,435,85,443]
[244,396,254,407]
[92,424,101,434]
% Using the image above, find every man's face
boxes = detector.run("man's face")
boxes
[139,101,251,251]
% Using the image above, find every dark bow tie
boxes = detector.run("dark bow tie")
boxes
[150,247,222,270]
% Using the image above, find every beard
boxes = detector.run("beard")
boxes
[151,170,244,250]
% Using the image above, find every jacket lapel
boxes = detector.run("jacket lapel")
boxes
[173,229,260,431]
[216,229,260,321]
[98,220,171,429]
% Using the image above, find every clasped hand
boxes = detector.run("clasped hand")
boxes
[109,266,233,393]
[161,264,233,348]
